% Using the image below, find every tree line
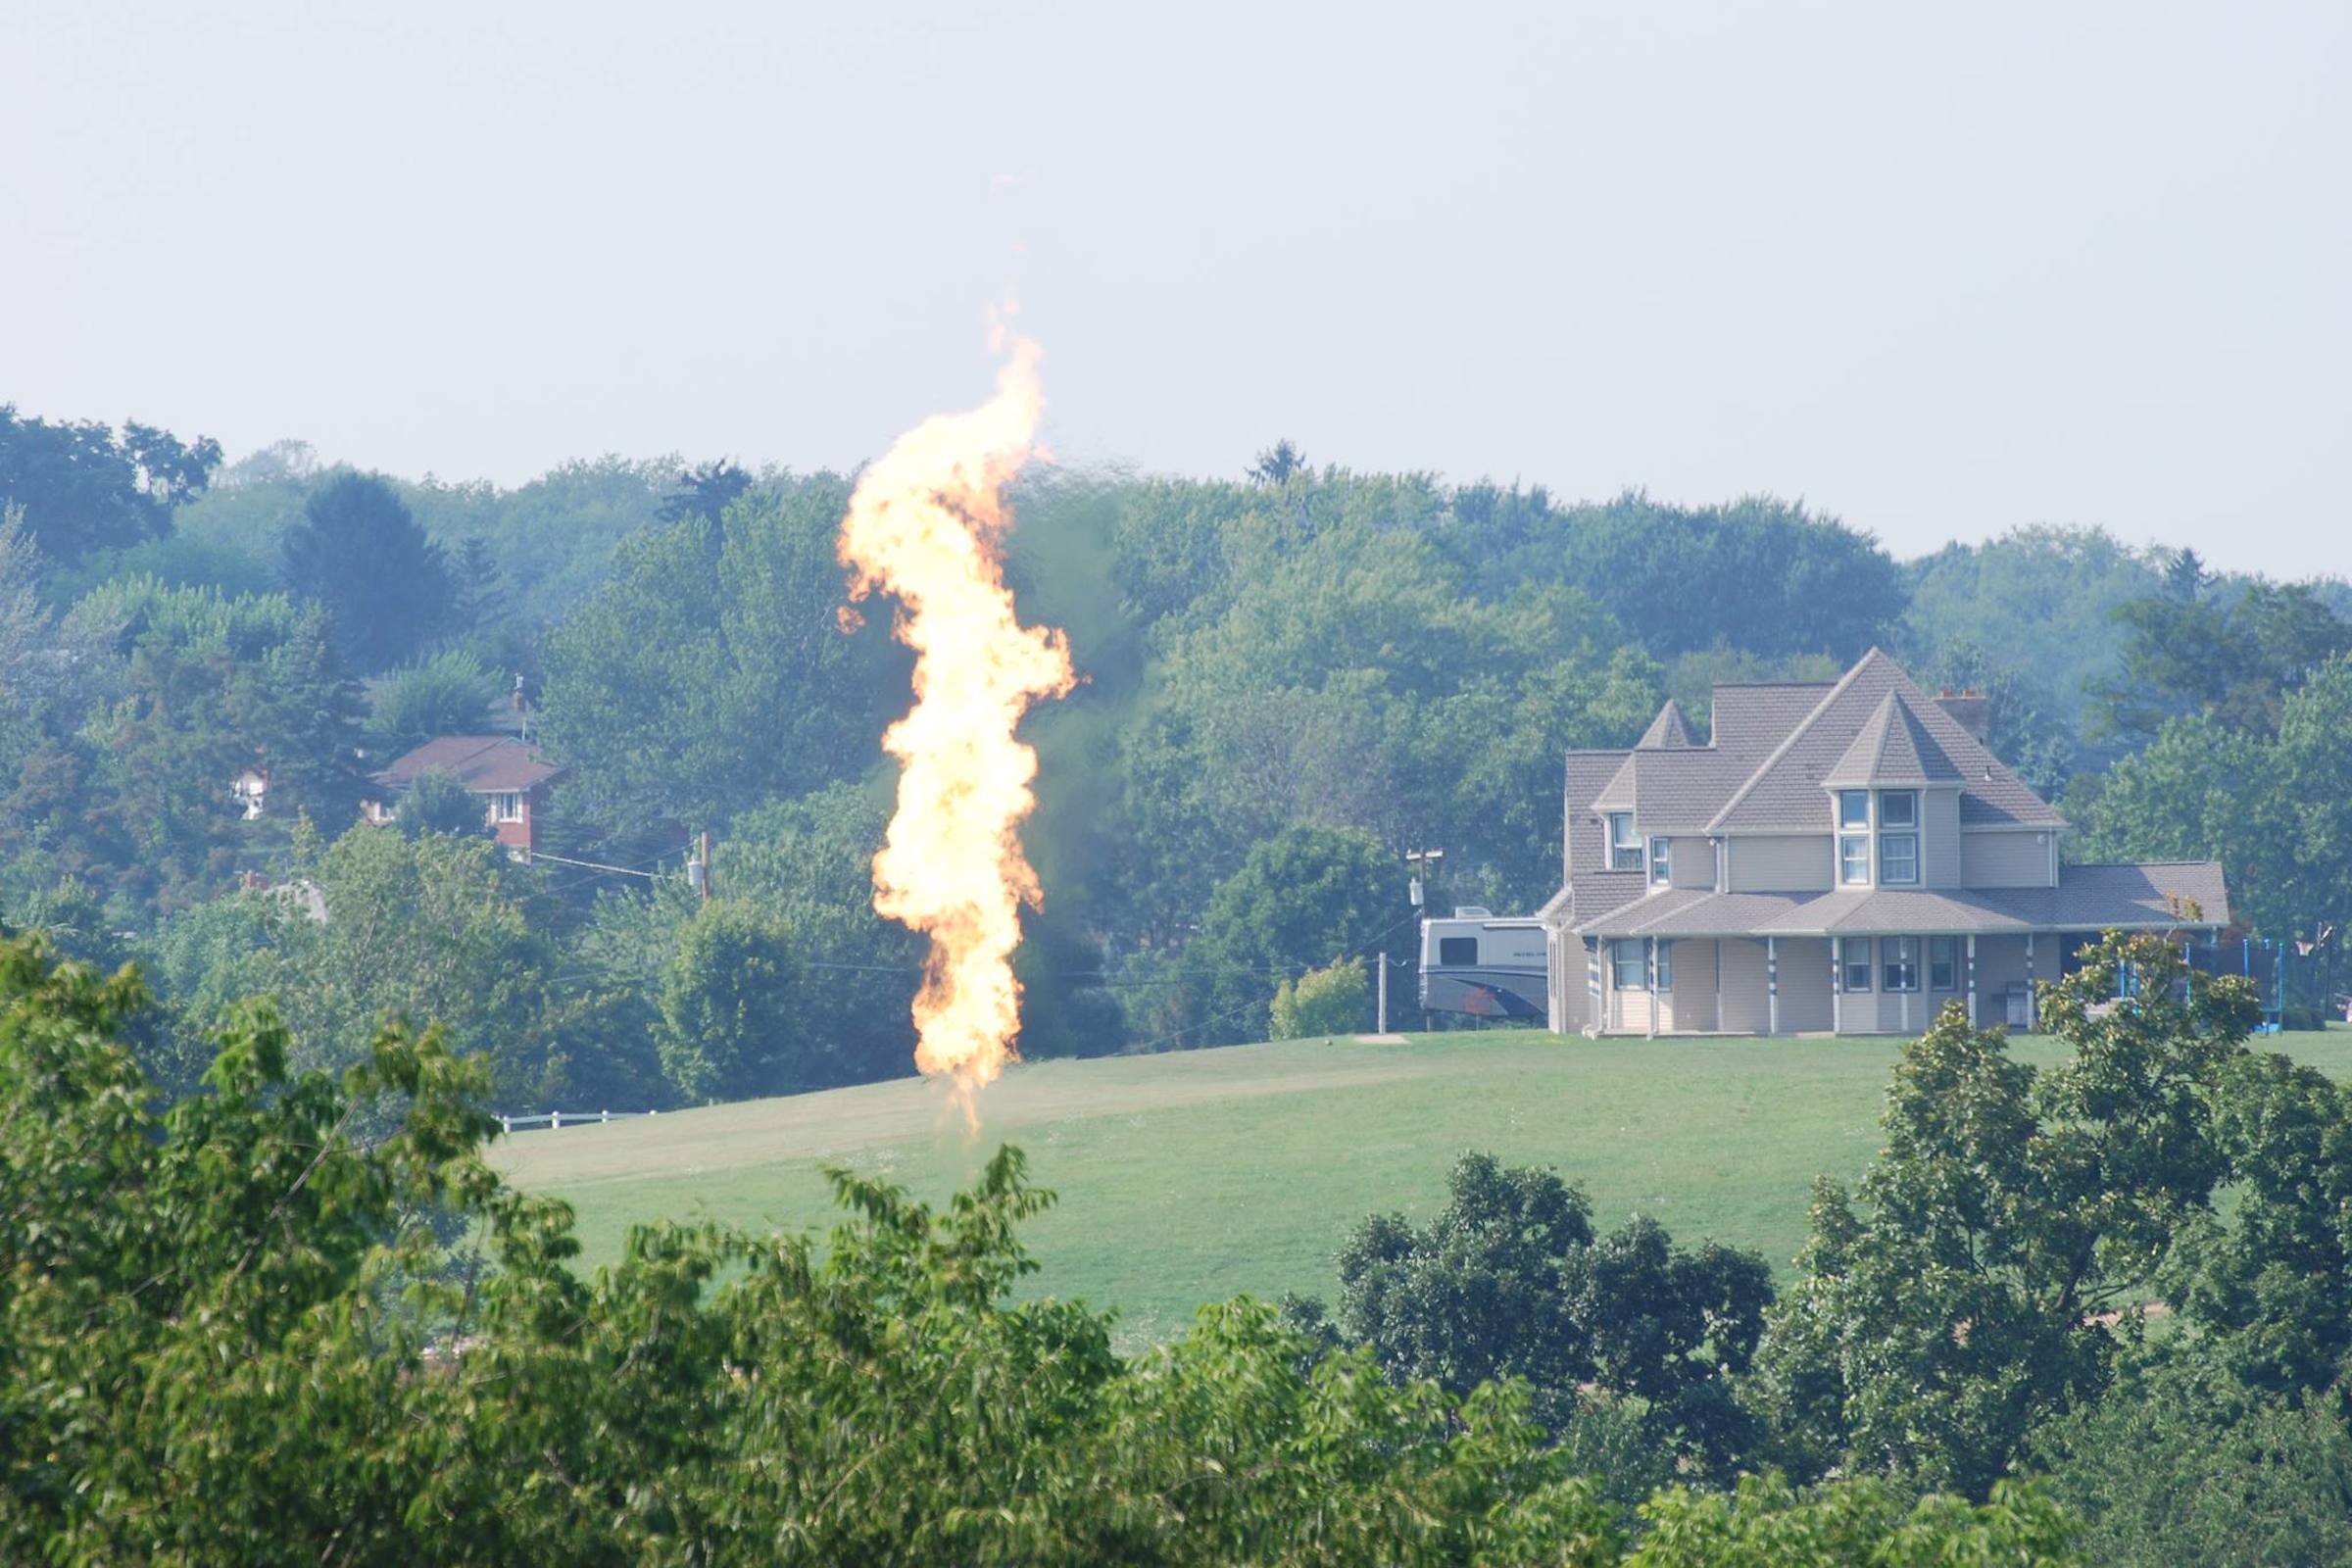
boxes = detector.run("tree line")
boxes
[3,409,2349,1111]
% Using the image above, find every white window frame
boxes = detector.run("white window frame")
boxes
[1608,813,1643,873]
[1649,836,1672,886]
[1611,938,1646,990]
[1841,937,1874,992]
[1655,940,1674,992]
[1884,936,1920,993]
[1929,936,1959,991]
[491,790,525,824]
[1839,834,1871,886]
[1878,790,1920,886]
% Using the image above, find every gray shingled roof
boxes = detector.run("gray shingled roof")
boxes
[1628,749,1761,832]
[1565,752,1633,876]
[1570,861,2229,938]
[1707,650,2065,832]
[1592,755,1639,812]
[1564,870,1650,930]
[1708,683,1835,758]
[1991,860,2230,931]
[1637,699,1698,750]
[1821,691,1964,787]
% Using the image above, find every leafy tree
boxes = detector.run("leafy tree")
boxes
[537,482,905,829]
[1310,1152,1774,1475]
[5,578,366,914]
[659,458,753,523]
[2029,1358,2352,1568]
[1900,525,2161,735]
[1179,826,1401,1046]
[1248,438,1308,485]
[370,647,500,752]
[398,767,490,839]
[2160,1049,2352,1397]
[0,934,2083,1565]
[655,898,809,1102]
[2093,580,2352,745]
[0,406,220,561]
[280,473,455,672]
[1270,956,1370,1038]
[1744,934,2262,1496]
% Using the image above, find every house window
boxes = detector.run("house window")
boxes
[491,791,525,823]
[1608,813,1643,872]
[1878,791,1919,885]
[1838,791,1871,829]
[1929,937,1959,991]
[1839,835,1871,886]
[1655,941,1674,991]
[1841,937,1873,992]
[1649,837,1672,885]
[1438,936,1479,966]
[1612,939,1646,990]
[1884,936,1920,992]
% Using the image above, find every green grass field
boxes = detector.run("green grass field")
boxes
[494,1024,2352,1348]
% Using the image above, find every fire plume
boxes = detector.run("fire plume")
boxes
[838,328,1073,1113]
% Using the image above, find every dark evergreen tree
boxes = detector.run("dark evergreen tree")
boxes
[279,473,454,673]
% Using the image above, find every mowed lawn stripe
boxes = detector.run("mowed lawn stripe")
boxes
[494,1026,2352,1348]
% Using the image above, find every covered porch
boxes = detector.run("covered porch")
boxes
[1582,931,2106,1038]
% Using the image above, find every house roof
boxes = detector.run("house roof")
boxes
[1821,690,1964,788]
[375,735,564,795]
[1571,860,2229,939]
[1705,650,2064,832]
[1636,699,1698,750]
[1708,682,1836,759]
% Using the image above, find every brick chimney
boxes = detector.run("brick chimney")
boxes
[1936,687,1991,743]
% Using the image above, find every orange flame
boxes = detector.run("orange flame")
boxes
[838,328,1074,1115]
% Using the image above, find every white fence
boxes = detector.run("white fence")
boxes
[496,1108,660,1134]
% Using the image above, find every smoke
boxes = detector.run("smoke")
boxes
[836,326,1075,1119]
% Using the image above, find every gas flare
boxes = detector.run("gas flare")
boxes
[838,327,1074,1115]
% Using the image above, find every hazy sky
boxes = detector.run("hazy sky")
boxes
[5,1,2345,573]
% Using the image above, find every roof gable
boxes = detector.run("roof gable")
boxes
[1706,650,2063,832]
[1636,699,1698,750]
[1822,690,1964,787]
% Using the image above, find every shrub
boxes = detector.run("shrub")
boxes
[1271,956,1370,1039]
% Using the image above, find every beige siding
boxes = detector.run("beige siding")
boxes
[1972,934,2034,1027]
[1667,836,1718,890]
[1777,938,1834,1031]
[1729,835,1833,892]
[1658,940,1719,1031]
[1924,788,1963,888]
[1962,829,2056,888]
[1719,938,1771,1033]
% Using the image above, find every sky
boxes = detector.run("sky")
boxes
[4,0,2346,574]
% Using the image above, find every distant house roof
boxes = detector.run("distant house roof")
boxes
[374,735,564,795]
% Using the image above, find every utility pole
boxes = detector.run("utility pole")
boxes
[691,830,712,903]
[1377,954,1389,1035]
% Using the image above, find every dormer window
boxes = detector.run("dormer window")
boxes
[1838,790,1871,885]
[1608,813,1643,872]
[1878,791,1919,885]
[1648,836,1671,885]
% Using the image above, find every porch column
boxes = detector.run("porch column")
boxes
[1586,936,1602,1037]
[1766,937,1780,1037]
[1832,939,1844,1035]
[2025,933,2037,1032]
[1645,937,1658,1040]
[1966,935,1978,1027]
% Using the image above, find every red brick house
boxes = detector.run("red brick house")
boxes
[363,735,566,859]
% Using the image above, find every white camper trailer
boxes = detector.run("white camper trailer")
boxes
[1418,907,1547,1021]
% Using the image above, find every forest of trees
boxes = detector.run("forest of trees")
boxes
[5,409,2351,1110]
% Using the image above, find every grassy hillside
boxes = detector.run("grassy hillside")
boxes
[495,1025,2352,1348]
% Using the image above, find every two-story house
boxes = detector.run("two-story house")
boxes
[1536,649,2228,1036]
